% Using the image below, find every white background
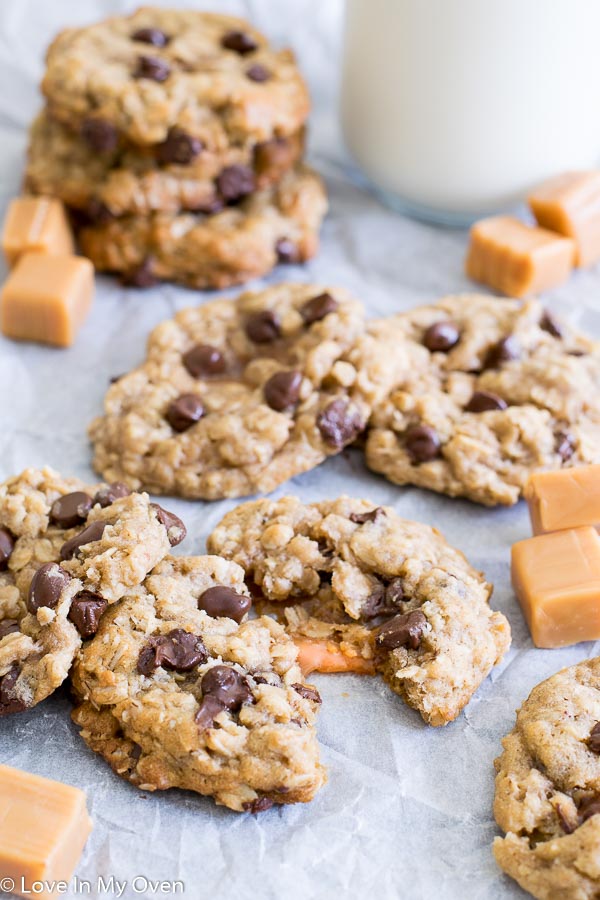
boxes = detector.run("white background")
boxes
[1,2,599,898]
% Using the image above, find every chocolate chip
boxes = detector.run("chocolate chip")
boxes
[80,117,118,152]
[485,336,520,368]
[199,665,252,710]
[27,562,71,613]
[589,722,600,753]
[50,491,93,529]
[423,321,460,352]
[221,30,258,54]
[264,371,303,411]
[350,508,384,525]
[0,665,27,716]
[86,199,115,225]
[361,583,389,619]
[404,424,441,463]
[134,55,171,82]
[60,520,106,561]
[464,390,508,413]
[183,344,227,377]
[317,399,364,448]
[245,310,281,343]
[166,394,205,432]
[275,237,300,264]
[150,503,186,546]
[301,293,339,325]
[122,258,158,288]
[93,482,131,508]
[376,610,428,651]
[137,628,207,676]
[157,127,203,165]
[292,683,322,703]
[197,586,252,623]
[194,694,227,732]
[246,64,271,82]
[580,798,600,823]
[131,27,170,47]
[385,578,404,606]
[556,431,576,462]
[68,591,108,639]
[540,310,564,339]
[216,165,256,202]
[0,619,19,639]
[0,528,14,571]
[242,797,274,813]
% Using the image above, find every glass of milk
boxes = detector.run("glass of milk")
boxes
[341,0,600,225]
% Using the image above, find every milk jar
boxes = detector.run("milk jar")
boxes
[341,0,600,224]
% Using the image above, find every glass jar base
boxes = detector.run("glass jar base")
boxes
[343,159,505,227]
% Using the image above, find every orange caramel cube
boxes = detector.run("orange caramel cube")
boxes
[465,215,575,298]
[512,527,600,648]
[294,639,375,677]
[0,764,92,899]
[529,172,600,268]
[525,465,600,535]
[2,197,74,266]
[1,252,94,347]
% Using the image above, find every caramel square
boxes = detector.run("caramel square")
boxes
[1,252,94,347]
[525,465,600,535]
[512,526,600,648]
[0,764,92,900]
[2,197,74,267]
[465,215,575,298]
[529,171,600,268]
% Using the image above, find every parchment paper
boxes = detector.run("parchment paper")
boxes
[1,2,599,898]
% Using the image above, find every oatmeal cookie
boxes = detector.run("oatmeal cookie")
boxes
[76,164,327,288]
[494,658,600,899]
[364,295,600,506]
[71,554,325,812]
[89,283,394,499]
[41,8,310,147]
[26,110,304,218]
[0,467,184,714]
[207,496,511,726]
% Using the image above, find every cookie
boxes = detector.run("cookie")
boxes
[365,294,600,506]
[41,8,310,147]
[76,164,327,288]
[0,467,185,714]
[89,283,394,499]
[494,658,600,899]
[207,496,511,726]
[26,110,304,218]
[71,554,325,812]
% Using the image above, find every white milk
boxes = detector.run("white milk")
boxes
[341,0,600,223]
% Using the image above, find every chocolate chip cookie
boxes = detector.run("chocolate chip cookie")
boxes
[365,294,600,506]
[494,658,600,899]
[0,467,185,714]
[71,554,325,812]
[26,110,304,218]
[75,164,326,288]
[207,496,511,726]
[89,283,394,499]
[41,8,310,147]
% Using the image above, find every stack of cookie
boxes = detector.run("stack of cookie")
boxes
[24,7,327,289]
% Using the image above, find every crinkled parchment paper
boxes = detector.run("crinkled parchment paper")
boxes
[1,2,599,898]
